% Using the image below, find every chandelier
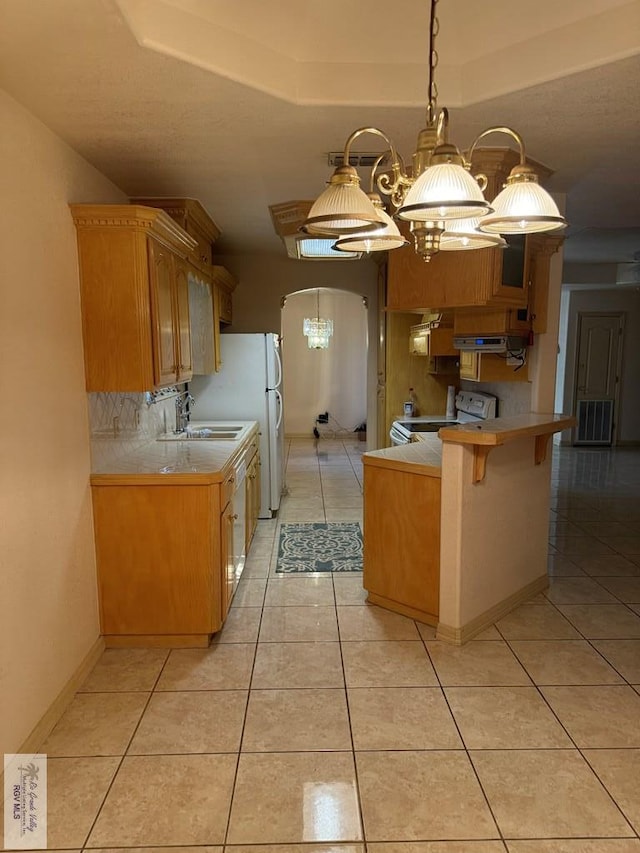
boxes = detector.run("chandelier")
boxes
[303,0,566,262]
[303,289,334,349]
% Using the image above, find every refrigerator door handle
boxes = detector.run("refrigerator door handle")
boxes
[274,388,283,430]
[273,343,283,389]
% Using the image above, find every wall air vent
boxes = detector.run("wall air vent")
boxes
[576,400,613,445]
[328,152,388,168]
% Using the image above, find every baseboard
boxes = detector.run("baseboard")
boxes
[366,592,438,627]
[616,440,640,447]
[17,635,105,754]
[436,574,549,645]
[104,633,211,648]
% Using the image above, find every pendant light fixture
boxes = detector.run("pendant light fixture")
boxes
[303,0,566,262]
[303,289,334,349]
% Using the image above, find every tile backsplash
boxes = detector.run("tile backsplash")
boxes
[460,380,532,418]
[87,387,185,471]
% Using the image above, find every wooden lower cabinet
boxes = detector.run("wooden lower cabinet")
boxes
[459,350,529,382]
[245,449,260,550]
[363,458,441,625]
[92,480,228,647]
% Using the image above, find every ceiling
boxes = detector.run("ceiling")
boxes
[1,0,639,266]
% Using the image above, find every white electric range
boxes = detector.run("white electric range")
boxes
[390,390,498,445]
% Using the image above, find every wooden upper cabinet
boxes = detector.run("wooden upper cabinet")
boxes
[212,265,236,325]
[71,204,196,392]
[387,234,530,313]
[131,197,221,277]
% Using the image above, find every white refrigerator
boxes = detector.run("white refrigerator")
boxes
[190,333,284,518]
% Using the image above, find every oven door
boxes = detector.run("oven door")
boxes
[390,424,409,445]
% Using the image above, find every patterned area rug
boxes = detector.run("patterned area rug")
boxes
[276,522,363,573]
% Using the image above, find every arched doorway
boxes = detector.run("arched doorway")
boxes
[281,288,368,440]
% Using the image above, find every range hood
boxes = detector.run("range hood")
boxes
[453,335,528,353]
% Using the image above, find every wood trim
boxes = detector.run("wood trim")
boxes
[535,433,552,465]
[211,265,237,293]
[16,636,105,753]
[366,592,438,626]
[473,445,494,483]
[70,204,196,256]
[436,573,549,644]
[104,634,212,648]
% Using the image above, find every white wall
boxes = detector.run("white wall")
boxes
[282,289,367,436]
[560,287,640,444]
[217,253,379,447]
[0,88,127,754]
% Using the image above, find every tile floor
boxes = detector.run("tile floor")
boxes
[23,439,640,850]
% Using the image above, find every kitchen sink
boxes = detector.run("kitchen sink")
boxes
[157,422,247,441]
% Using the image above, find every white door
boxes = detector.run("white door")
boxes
[574,313,624,445]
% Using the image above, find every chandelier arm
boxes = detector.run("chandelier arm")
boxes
[466,125,527,168]
[342,127,403,175]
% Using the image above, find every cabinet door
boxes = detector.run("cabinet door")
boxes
[245,453,260,550]
[220,501,236,617]
[148,238,178,386]
[459,350,480,381]
[174,256,193,381]
[490,235,529,304]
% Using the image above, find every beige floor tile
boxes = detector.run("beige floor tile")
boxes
[547,555,586,577]
[445,686,572,749]
[591,639,640,682]
[232,578,267,607]
[597,576,640,603]
[128,690,247,753]
[241,558,271,579]
[471,625,503,640]
[88,755,236,846]
[417,622,437,641]
[356,751,498,841]
[279,510,327,522]
[227,847,364,853]
[557,604,640,638]
[572,554,640,576]
[212,606,262,643]
[337,605,420,641]
[259,606,339,642]
[495,604,581,639]
[156,644,255,690]
[227,752,361,843]
[578,521,635,537]
[540,685,640,747]
[600,536,640,554]
[471,749,634,838]
[333,576,368,605]
[41,692,148,757]
[348,687,461,750]
[342,641,438,687]
[325,509,363,524]
[426,641,531,686]
[90,848,222,853]
[45,756,119,848]
[252,642,344,688]
[545,577,619,604]
[551,536,615,556]
[79,648,168,692]
[507,841,640,852]
[265,577,335,606]
[583,749,640,834]
[510,640,624,685]
[242,688,351,751]
[367,845,507,853]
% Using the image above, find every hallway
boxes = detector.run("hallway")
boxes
[30,439,640,850]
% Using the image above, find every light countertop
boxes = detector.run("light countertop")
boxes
[363,438,442,476]
[91,421,259,486]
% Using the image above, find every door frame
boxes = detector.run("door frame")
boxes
[572,311,625,446]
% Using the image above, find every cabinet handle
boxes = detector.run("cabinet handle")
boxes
[229,513,238,521]
[228,475,235,484]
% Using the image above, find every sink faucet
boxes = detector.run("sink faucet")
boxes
[174,392,195,434]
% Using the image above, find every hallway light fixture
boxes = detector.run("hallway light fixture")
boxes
[303,289,334,349]
[303,0,566,262]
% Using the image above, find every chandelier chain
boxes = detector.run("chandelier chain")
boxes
[426,0,439,126]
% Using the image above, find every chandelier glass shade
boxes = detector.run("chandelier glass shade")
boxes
[303,290,334,349]
[439,216,507,251]
[301,0,566,261]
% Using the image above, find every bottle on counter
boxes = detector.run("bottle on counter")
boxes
[404,387,419,418]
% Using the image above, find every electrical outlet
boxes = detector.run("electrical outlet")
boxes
[317,412,329,423]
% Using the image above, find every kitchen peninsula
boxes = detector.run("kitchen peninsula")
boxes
[363,413,574,644]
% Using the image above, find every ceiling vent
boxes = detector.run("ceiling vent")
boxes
[328,152,388,168]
